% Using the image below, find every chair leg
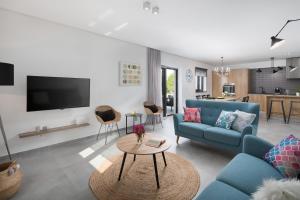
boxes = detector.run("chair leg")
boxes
[152,115,155,131]
[288,102,293,124]
[159,114,163,128]
[105,125,108,145]
[281,101,286,123]
[176,136,180,144]
[267,101,273,120]
[96,124,103,140]
[116,123,121,137]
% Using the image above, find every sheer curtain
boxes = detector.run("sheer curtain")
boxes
[147,48,162,106]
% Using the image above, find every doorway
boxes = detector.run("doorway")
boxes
[162,66,178,116]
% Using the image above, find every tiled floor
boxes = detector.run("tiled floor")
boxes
[2,113,300,200]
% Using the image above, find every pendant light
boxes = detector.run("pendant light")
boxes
[270,19,300,49]
[214,57,230,76]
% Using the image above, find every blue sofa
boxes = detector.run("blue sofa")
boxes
[196,135,283,200]
[173,100,260,153]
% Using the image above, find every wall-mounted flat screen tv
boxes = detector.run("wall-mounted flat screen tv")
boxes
[0,62,14,85]
[27,76,90,112]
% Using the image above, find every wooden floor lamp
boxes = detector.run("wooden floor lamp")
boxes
[0,62,14,160]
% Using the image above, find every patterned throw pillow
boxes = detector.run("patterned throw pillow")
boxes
[232,110,256,133]
[215,111,237,130]
[265,135,300,178]
[183,107,201,123]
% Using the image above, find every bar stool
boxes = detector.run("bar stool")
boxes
[287,101,300,123]
[267,99,286,123]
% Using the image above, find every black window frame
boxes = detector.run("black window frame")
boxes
[195,67,207,93]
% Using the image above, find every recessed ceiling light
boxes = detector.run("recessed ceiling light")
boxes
[114,22,129,31]
[152,6,159,15]
[104,32,112,36]
[88,21,96,27]
[143,1,151,11]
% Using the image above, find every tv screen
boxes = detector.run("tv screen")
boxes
[0,62,14,85]
[27,76,90,112]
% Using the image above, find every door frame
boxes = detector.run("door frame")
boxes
[161,66,178,117]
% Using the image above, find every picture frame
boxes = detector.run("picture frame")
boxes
[119,61,142,86]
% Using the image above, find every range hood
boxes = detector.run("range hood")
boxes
[286,57,300,79]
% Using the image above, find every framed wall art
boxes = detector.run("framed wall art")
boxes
[119,62,142,86]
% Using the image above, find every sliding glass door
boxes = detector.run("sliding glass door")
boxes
[162,67,178,116]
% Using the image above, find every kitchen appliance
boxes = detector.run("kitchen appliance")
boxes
[274,87,282,94]
[223,84,235,95]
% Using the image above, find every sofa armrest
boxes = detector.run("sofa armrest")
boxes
[243,135,274,159]
[173,114,184,134]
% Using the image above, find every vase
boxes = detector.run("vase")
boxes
[136,134,144,144]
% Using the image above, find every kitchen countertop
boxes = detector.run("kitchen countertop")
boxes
[249,93,300,98]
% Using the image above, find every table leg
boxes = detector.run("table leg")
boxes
[153,154,160,189]
[118,152,127,181]
[133,154,136,161]
[162,152,167,166]
[126,116,128,134]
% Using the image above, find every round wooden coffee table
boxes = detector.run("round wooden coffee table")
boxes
[117,134,171,189]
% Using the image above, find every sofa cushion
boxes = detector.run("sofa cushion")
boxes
[232,110,256,133]
[196,181,250,200]
[264,134,300,178]
[178,122,211,138]
[217,153,283,195]
[183,107,201,122]
[204,127,241,146]
[215,110,238,129]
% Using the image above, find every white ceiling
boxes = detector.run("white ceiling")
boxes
[0,0,300,65]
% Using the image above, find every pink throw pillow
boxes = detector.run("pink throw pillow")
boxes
[183,107,201,123]
[265,134,300,178]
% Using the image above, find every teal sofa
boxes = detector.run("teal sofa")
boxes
[196,135,283,200]
[173,100,260,153]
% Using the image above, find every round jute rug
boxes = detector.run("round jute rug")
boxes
[89,152,200,200]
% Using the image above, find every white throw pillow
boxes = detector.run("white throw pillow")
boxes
[232,110,256,133]
[251,179,300,200]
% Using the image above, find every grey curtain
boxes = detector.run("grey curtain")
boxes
[147,48,162,106]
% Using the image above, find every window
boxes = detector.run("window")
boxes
[195,67,207,93]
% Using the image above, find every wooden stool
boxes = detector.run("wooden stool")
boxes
[287,101,300,123]
[267,99,286,123]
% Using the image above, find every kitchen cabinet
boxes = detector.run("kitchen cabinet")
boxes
[212,69,249,98]
[248,94,267,112]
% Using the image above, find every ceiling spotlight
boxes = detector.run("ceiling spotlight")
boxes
[143,1,151,11]
[152,6,159,15]
[289,66,298,72]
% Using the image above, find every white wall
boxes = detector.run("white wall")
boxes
[0,10,211,156]
[0,10,148,156]
[161,52,212,112]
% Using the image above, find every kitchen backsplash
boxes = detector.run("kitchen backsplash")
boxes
[249,67,300,94]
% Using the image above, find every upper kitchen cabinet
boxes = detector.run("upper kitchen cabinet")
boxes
[286,57,300,79]
[212,69,249,98]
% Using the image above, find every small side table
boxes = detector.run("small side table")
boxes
[125,113,143,134]
[117,134,171,189]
